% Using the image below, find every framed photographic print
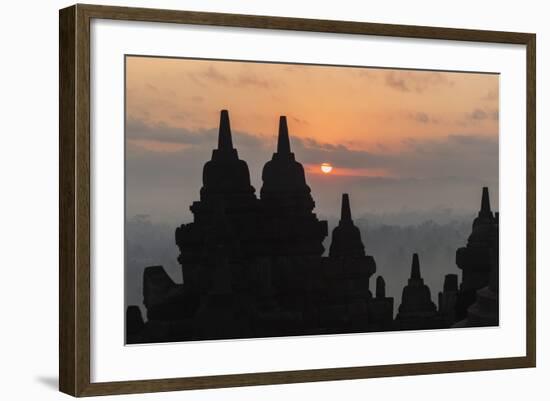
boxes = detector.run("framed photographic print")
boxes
[59,4,536,397]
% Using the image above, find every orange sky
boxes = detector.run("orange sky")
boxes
[126,56,498,155]
[125,56,499,222]
[124,56,500,309]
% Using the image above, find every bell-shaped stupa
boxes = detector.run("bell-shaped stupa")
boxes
[395,253,440,330]
[329,194,366,258]
[259,116,327,256]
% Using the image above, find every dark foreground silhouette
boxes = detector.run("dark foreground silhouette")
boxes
[126,110,499,344]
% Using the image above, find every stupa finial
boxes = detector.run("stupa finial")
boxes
[277,116,291,155]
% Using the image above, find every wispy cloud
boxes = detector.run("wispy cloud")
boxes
[290,115,309,125]
[187,66,278,90]
[461,108,499,124]
[293,132,498,182]
[126,118,264,152]
[237,73,276,89]
[407,111,442,125]
[202,65,229,83]
[385,71,453,93]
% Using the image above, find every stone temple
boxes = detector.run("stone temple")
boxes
[126,110,499,343]
[454,187,499,322]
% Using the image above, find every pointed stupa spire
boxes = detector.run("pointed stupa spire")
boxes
[376,276,386,298]
[277,116,291,155]
[340,193,352,223]
[329,192,365,258]
[397,252,437,326]
[411,253,421,280]
[479,186,492,217]
[217,110,234,150]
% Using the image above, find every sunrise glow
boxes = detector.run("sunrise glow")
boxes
[321,163,333,174]
[125,56,499,221]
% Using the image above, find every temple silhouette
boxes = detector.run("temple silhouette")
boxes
[126,110,499,344]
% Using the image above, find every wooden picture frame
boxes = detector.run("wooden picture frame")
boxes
[59,3,536,397]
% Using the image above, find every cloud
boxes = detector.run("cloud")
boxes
[125,120,273,223]
[290,116,309,126]
[127,118,215,146]
[463,108,499,123]
[126,117,498,223]
[408,111,437,124]
[307,170,498,229]
[186,65,229,87]
[386,72,409,92]
[126,118,265,151]
[237,74,275,89]
[291,132,498,181]
[127,117,498,181]
[187,66,278,89]
[202,66,229,83]
[291,136,387,169]
[385,71,453,93]
[470,108,488,120]
[413,112,429,123]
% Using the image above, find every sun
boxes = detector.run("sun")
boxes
[321,163,333,174]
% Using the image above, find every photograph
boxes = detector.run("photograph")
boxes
[124,57,500,344]
[52,2,536,397]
